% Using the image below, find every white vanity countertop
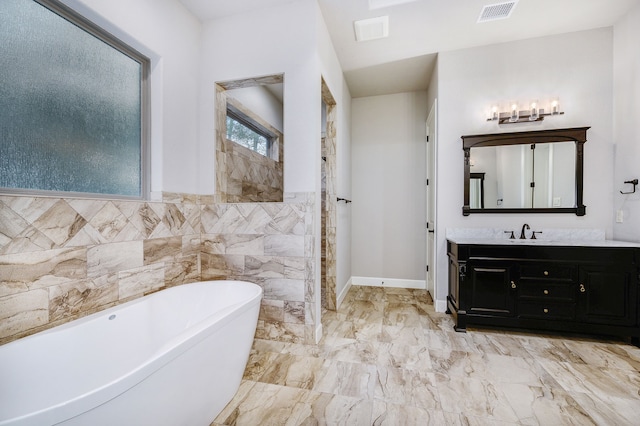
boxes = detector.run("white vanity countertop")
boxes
[447,238,640,248]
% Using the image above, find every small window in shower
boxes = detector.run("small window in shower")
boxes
[226,106,274,158]
[0,0,149,199]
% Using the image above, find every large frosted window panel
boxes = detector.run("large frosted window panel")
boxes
[0,0,146,197]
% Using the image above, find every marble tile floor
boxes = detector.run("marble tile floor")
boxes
[212,286,640,425]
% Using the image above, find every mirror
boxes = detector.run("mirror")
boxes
[462,127,589,216]
[215,74,284,203]
[469,173,485,208]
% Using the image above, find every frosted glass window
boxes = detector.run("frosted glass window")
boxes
[0,0,148,198]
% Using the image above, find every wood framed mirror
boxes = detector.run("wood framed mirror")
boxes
[462,127,589,216]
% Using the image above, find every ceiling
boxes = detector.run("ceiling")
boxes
[179,0,640,98]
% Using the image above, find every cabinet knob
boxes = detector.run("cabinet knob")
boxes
[543,271,549,276]
[543,308,549,313]
[511,281,516,289]
[543,289,549,295]
[579,284,586,293]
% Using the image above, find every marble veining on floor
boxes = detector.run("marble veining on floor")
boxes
[213,286,640,425]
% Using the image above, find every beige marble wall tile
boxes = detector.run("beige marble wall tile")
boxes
[201,234,226,255]
[164,254,200,286]
[0,289,49,339]
[207,205,248,234]
[1,192,319,346]
[0,247,87,296]
[87,202,128,242]
[118,263,165,300]
[264,235,304,257]
[224,235,265,255]
[182,234,201,256]
[0,225,55,255]
[261,278,305,302]
[128,203,162,238]
[65,224,107,247]
[143,236,183,264]
[284,301,305,324]
[87,241,143,279]
[201,253,245,280]
[0,200,31,245]
[260,299,285,322]
[163,203,188,235]
[305,300,316,326]
[244,256,286,279]
[284,257,305,279]
[1,196,59,224]
[49,279,119,322]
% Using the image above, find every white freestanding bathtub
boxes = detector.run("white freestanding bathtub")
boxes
[0,280,262,426]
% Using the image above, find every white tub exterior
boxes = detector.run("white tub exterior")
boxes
[0,280,262,426]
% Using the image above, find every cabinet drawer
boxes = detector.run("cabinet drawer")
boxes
[520,264,574,280]
[518,301,575,320]
[518,282,575,301]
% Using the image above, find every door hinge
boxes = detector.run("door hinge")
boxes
[426,265,429,272]
[426,178,429,186]
[426,135,430,142]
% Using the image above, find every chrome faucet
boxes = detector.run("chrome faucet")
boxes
[519,223,530,239]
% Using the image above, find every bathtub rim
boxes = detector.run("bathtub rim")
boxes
[0,280,262,426]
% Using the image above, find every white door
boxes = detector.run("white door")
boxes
[426,99,437,298]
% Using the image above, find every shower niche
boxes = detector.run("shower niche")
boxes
[215,74,284,203]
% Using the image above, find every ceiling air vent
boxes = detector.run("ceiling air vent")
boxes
[477,0,518,23]
[354,16,389,42]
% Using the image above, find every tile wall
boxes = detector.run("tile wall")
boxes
[0,192,317,345]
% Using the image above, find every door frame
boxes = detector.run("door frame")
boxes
[426,99,437,301]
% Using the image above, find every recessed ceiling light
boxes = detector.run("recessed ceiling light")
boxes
[478,0,519,23]
[368,0,417,10]
[354,16,389,42]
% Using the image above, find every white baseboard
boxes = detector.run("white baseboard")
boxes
[351,276,426,290]
[336,278,352,309]
[435,299,448,313]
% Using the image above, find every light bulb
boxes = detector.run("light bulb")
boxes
[509,103,519,123]
[529,100,538,121]
[491,105,499,120]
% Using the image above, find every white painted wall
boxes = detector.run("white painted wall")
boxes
[315,1,353,305]
[225,86,284,132]
[198,0,320,196]
[613,2,640,242]
[435,28,615,309]
[60,0,201,196]
[352,91,428,282]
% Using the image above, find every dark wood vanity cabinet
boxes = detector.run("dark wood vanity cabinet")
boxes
[447,241,640,342]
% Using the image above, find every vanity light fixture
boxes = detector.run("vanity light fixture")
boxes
[488,98,564,124]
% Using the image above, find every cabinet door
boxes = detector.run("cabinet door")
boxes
[577,265,637,326]
[448,256,460,309]
[467,262,516,317]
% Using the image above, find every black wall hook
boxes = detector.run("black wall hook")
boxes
[620,179,638,194]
